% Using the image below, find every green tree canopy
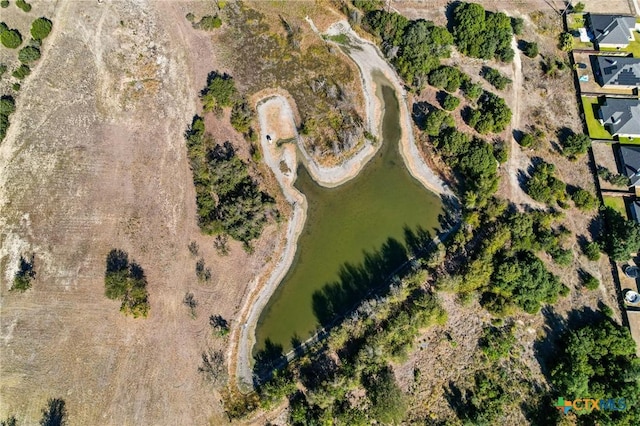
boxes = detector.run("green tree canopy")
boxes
[30,17,52,40]
[1,28,22,48]
[18,45,40,63]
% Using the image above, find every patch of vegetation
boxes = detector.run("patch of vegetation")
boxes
[511,17,524,35]
[580,271,600,290]
[428,65,462,92]
[550,317,640,424]
[0,95,16,141]
[104,249,150,318]
[481,66,512,90]
[183,292,198,318]
[18,45,40,63]
[0,1,9,8]
[441,93,460,111]
[561,133,590,158]
[193,15,222,31]
[39,398,66,426]
[573,2,585,13]
[362,9,453,87]
[11,254,35,291]
[479,323,516,361]
[493,139,509,164]
[525,161,567,207]
[185,117,274,248]
[461,78,482,101]
[195,257,211,282]
[12,64,30,79]
[199,348,227,385]
[30,17,52,40]
[571,188,598,210]
[599,205,640,261]
[467,91,512,134]
[523,40,539,58]
[0,63,6,78]
[213,234,230,255]
[451,2,514,62]
[210,314,229,336]
[200,72,237,113]
[584,241,601,261]
[15,0,30,12]
[597,165,630,187]
[1,27,22,48]
[558,32,573,51]
[423,108,454,136]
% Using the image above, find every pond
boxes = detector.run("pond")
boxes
[254,74,444,356]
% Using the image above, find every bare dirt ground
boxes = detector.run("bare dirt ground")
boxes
[0,1,286,424]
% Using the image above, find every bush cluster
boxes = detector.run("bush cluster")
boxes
[597,166,630,187]
[0,95,15,141]
[481,67,512,90]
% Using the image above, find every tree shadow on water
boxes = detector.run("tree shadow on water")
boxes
[253,339,285,383]
[312,236,408,327]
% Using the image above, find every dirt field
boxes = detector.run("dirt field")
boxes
[0,1,288,424]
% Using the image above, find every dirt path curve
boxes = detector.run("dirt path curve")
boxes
[230,19,457,388]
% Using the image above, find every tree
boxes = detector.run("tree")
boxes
[12,64,30,80]
[584,241,601,261]
[558,32,574,51]
[461,79,482,101]
[104,249,150,317]
[1,28,22,48]
[550,317,640,424]
[424,108,454,136]
[571,188,598,210]
[194,15,222,31]
[441,93,460,111]
[200,72,237,112]
[562,133,590,158]
[31,17,52,40]
[18,45,40,63]
[481,67,512,90]
[363,366,407,424]
[452,3,514,62]
[600,206,640,261]
[523,41,539,58]
[467,91,512,134]
[511,17,524,35]
[581,271,600,290]
[39,398,66,426]
[479,324,516,360]
[16,0,31,12]
[525,161,567,206]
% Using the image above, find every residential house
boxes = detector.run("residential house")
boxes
[619,145,640,196]
[598,98,640,138]
[595,56,640,89]
[588,14,637,49]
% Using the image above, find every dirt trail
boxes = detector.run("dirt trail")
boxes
[505,36,544,209]
[231,19,456,387]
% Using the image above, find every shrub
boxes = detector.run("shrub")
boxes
[200,72,237,112]
[12,82,20,91]
[525,161,567,206]
[441,93,460,111]
[461,79,482,101]
[30,17,52,40]
[562,133,590,158]
[0,63,6,78]
[18,45,40,63]
[523,41,539,58]
[549,246,572,266]
[511,17,524,35]
[493,139,509,163]
[1,28,22,48]
[11,255,35,291]
[584,241,601,261]
[0,95,15,141]
[519,133,534,147]
[429,66,461,92]
[1,1,8,8]
[16,0,30,12]
[571,188,598,210]
[600,303,614,317]
[479,324,515,360]
[481,67,512,90]
[582,272,599,290]
[194,15,222,31]
[558,32,573,51]
[11,64,30,79]
[573,2,585,13]
[104,249,150,317]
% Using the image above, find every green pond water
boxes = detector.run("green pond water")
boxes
[255,76,444,355]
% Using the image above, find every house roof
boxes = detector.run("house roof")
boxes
[599,98,640,137]
[589,14,636,46]
[596,56,640,86]
[620,145,640,186]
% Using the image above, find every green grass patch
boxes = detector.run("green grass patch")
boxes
[603,196,627,217]
[619,137,640,145]
[581,97,613,140]
[600,33,640,58]
[325,33,348,44]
